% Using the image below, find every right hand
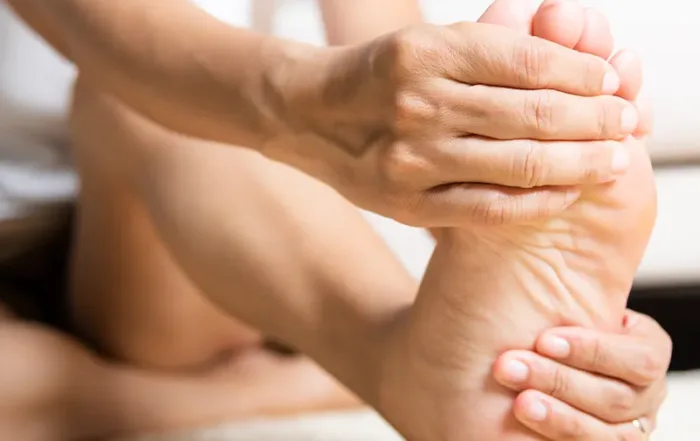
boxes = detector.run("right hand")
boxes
[494,310,671,440]
[268,19,639,227]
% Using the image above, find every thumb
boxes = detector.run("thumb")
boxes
[419,184,581,227]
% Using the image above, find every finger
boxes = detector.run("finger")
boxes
[532,0,585,49]
[535,326,671,386]
[622,310,673,370]
[445,22,620,95]
[575,8,615,60]
[477,0,539,32]
[416,184,581,227]
[494,350,646,422]
[449,84,638,140]
[437,137,629,187]
[609,49,644,101]
[514,390,651,441]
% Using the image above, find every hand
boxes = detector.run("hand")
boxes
[267,18,639,228]
[493,310,672,440]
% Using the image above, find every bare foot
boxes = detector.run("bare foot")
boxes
[379,2,655,441]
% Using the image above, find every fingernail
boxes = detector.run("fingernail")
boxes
[503,360,530,383]
[602,71,620,94]
[540,336,571,358]
[525,400,548,421]
[611,145,631,174]
[621,106,639,134]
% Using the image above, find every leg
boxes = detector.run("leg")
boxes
[70,145,261,370]
[65,72,418,436]
[0,297,361,441]
[69,78,416,373]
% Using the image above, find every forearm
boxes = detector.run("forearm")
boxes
[319,0,423,45]
[7,0,315,149]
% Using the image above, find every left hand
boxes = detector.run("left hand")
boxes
[493,310,672,440]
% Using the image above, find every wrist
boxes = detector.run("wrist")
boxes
[259,37,391,185]
[256,39,336,151]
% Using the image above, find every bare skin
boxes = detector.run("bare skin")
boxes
[6,0,638,228]
[0,2,666,441]
[387,139,655,440]
[379,4,660,441]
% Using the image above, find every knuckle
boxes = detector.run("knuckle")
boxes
[604,384,637,420]
[394,91,442,129]
[389,24,442,75]
[513,140,547,188]
[381,142,429,186]
[594,97,625,139]
[558,413,587,440]
[594,99,610,138]
[580,56,608,95]
[589,336,611,370]
[636,348,667,383]
[471,192,513,226]
[577,142,614,183]
[525,91,556,137]
[548,365,569,398]
[471,188,565,225]
[388,28,421,66]
[513,40,551,89]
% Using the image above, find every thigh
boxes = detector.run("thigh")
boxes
[69,76,418,372]
[68,80,412,373]
[69,84,263,371]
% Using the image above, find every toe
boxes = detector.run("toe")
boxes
[532,0,585,49]
[575,8,615,59]
[609,49,644,101]
[477,0,539,32]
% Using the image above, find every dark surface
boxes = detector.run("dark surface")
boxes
[629,285,700,371]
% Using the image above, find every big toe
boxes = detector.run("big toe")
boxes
[480,0,616,57]
[477,0,539,33]
[575,7,615,59]
[532,0,586,48]
[479,0,589,49]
